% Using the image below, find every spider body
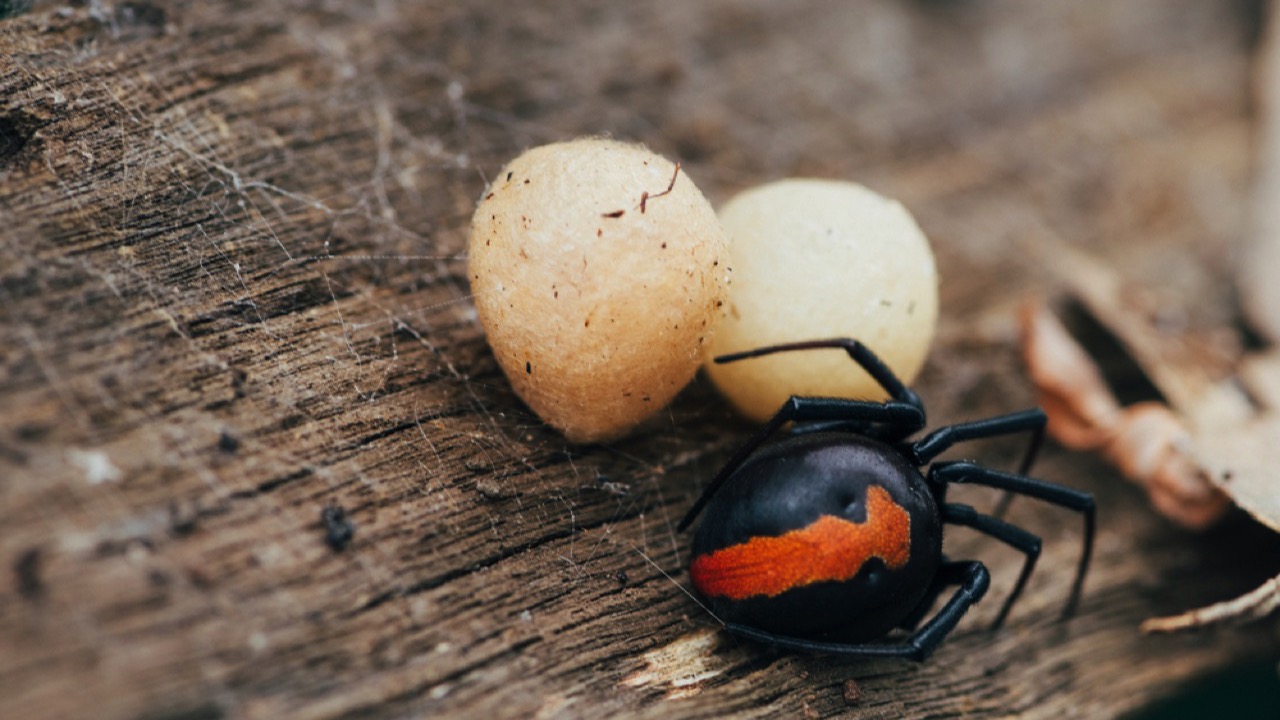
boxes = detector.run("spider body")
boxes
[680,339,1095,660]
[691,432,942,642]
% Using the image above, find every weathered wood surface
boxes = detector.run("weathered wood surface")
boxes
[2,2,1277,718]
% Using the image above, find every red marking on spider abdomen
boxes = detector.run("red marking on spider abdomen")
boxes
[690,485,912,601]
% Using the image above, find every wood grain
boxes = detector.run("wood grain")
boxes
[2,2,1276,718]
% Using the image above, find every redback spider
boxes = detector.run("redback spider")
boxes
[680,339,1095,660]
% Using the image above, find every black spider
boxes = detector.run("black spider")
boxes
[680,339,1095,660]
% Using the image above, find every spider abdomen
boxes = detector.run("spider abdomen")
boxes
[689,433,942,642]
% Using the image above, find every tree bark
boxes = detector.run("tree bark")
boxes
[2,2,1276,718]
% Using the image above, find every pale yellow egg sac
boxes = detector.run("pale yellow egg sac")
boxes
[706,179,938,422]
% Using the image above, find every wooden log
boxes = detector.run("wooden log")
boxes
[2,2,1275,718]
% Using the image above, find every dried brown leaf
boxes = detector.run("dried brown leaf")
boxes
[1193,415,1280,534]
[1020,303,1231,530]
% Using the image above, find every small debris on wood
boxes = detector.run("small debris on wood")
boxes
[463,456,491,473]
[14,546,43,600]
[230,367,248,399]
[475,477,512,500]
[320,505,355,552]
[596,474,630,496]
[185,565,214,590]
[842,678,862,705]
[217,430,240,454]
[69,448,122,485]
[168,499,200,536]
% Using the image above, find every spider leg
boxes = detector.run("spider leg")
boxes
[943,503,1041,629]
[677,395,924,531]
[932,461,1094,618]
[910,408,1046,517]
[911,408,1046,470]
[714,338,925,414]
[721,561,990,661]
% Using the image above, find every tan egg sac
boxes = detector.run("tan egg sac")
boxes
[469,139,730,443]
[705,179,939,422]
